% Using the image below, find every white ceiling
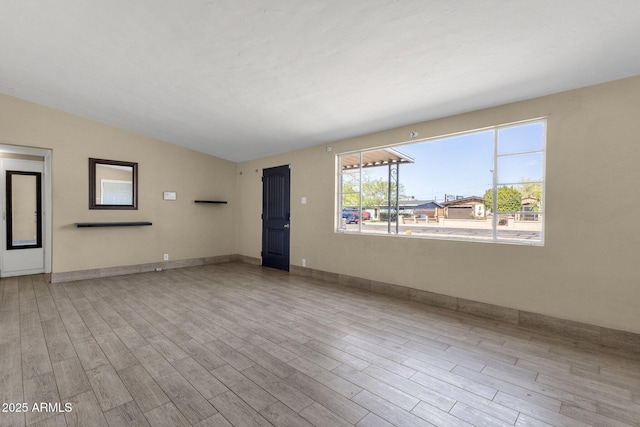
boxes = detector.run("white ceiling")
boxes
[2,1,640,162]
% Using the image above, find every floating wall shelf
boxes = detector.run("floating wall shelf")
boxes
[194,200,228,204]
[75,222,153,228]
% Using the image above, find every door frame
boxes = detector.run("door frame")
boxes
[0,144,52,275]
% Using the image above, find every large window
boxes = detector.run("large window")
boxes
[337,119,546,245]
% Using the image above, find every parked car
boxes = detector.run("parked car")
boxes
[342,212,359,224]
[342,209,371,223]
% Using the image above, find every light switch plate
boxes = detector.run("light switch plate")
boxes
[163,191,177,200]
[301,196,307,204]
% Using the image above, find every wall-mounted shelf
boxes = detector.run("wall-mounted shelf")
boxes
[194,200,227,204]
[75,222,153,228]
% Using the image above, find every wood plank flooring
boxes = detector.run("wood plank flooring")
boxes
[1,262,639,427]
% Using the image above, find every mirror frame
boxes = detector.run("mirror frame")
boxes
[89,158,138,210]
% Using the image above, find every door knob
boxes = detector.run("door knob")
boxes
[284,224,290,228]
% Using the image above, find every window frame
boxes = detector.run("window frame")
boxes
[336,118,546,246]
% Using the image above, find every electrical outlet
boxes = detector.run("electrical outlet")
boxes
[302,258,306,267]
[163,254,169,261]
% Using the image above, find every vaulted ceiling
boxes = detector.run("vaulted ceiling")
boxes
[2,1,640,162]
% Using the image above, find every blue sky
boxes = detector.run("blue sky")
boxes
[362,121,544,202]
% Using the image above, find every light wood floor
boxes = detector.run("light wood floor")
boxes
[1,263,639,427]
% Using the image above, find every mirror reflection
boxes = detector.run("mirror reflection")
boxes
[89,158,138,209]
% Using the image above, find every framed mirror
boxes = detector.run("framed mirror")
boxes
[89,158,138,209]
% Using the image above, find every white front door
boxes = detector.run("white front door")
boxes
[1,158,45,277]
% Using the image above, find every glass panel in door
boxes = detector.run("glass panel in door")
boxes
[6,171,42,250]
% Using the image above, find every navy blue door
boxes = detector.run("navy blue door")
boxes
[262,165,290,271]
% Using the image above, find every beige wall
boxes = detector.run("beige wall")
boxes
[0,93,238,273]
[237,75,640,334]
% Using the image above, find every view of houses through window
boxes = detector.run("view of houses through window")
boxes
[337,119,545,245]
